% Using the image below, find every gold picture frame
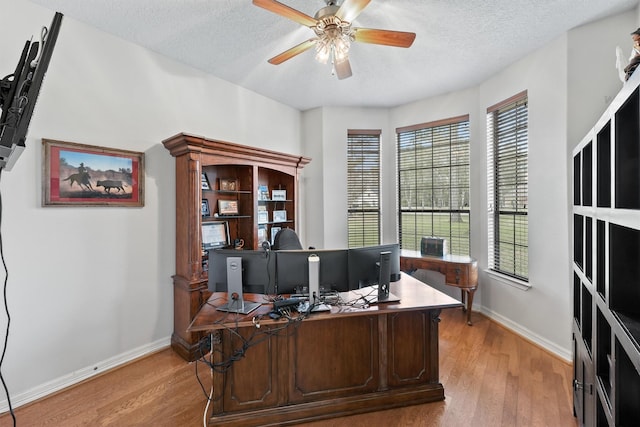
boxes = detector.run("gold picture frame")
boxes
[219,178,238,191]
[218,199,239,215]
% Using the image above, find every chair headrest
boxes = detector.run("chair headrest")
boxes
[273,228,303,250]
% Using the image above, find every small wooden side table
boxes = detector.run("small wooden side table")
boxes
[400,250,478,325]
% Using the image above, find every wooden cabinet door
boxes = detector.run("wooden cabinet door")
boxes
[288,316,380,402]
[216,326,285,413]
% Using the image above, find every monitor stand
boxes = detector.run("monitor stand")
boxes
[308,254,320,304]
[377,251,391,301]
[293,254,331,312]
[217,256,261,315]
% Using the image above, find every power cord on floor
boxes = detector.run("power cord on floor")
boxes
[202,333,213,427]
[0,168,17,426]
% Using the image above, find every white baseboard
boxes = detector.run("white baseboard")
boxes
[0,336,171,413]
[478,306,572,363]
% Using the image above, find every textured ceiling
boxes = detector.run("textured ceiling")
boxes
[29,0,639,111]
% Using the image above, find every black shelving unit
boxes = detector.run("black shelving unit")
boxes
[573,71,640,426]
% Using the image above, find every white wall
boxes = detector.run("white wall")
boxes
[302,10,636,361]
[0,0,301,409]
[567,11,637,146]
[300,107,392,248]
[477,35,571,358]
[299,108,324,248]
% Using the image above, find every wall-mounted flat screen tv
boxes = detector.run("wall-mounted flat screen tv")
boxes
[0,12,63,170]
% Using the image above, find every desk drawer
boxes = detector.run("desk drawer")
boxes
[444,264,471,287]
[400,256,477,289]
[400,257,445,275]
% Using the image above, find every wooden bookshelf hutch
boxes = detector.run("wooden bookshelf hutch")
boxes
[572,70,640,426]
[163,133,310,360]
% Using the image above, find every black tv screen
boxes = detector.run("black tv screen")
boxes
[0,12,63,170]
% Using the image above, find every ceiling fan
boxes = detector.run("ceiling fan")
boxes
[253,0,416,79]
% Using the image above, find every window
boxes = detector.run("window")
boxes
[487,91,528,281]
[397,116,470,255]
[347,130,381,247]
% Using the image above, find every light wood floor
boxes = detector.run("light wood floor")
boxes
[1,309,577,427]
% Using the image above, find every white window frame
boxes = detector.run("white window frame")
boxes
[487,91,529,282]
[396,116,471,255]
[347,130,381,248]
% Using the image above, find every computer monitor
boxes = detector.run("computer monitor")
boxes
[275,249,349,295]
[202,221,230,251]
[208,249,276,294]
[215,256,261,315]
[347,243,401,290]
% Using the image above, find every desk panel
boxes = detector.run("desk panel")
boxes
[388,310,434,387]
[290,315,379,401]
[214,325,284,413]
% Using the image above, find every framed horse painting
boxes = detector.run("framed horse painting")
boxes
[42,139,144,207]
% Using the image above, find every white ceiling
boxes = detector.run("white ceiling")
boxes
[29,0,638,111]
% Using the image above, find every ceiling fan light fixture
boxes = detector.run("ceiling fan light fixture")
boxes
[313,15,353,66]
[314,30,351,64]
[254,0,414,80]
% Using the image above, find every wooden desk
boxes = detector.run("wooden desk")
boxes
[400,250,478,325]
[188,272,462,426]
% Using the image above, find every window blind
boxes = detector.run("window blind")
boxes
[348,130,381,247]
[487,91,529,280]
[396,116,470,255]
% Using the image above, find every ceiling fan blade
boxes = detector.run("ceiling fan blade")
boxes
[334,58,353,80]
[353,28,416,48]
[253,0,317,27]
[268,38,317,65]
[335,0,371,23]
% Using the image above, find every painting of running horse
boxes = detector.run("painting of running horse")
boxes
[42,139,144,207]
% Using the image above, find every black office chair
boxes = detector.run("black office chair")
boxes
[272,228,303,250]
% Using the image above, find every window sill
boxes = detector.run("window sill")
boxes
[484,269,531,291]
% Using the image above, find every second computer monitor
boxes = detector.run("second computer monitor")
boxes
[275,249,349,295]
[347,243,401,290]
[208,249,276,294]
